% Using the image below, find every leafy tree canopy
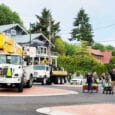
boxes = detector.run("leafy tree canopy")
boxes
[0,4,23,26]
[64,42,77,56]
[92,43,106,51]
[54,37,65,55]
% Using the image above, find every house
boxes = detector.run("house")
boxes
[89,49,112,64]
[0,23,28,35]
[0,24,57,66]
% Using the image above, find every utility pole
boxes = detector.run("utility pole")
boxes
[29,23,32,46]
[47,16,52,65]
[29,23,34,65]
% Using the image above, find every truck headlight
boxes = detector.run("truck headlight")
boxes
[34,72,38,75]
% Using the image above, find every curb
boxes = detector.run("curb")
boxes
[0,90,78,97]
[36,107,76,115]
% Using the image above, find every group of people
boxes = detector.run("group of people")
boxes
[86,69,115,94]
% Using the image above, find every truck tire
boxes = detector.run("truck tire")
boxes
[18,80,23,92]
[61,77,65,84]
[42,78,47,85]
[26,76,33,88]
[46,78,52,85]
[56,77,61,84]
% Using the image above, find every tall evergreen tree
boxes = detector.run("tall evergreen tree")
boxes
[31,8,60,42]
[71,8,94,45]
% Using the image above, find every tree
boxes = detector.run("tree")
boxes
[107,56,115,70]
[92,43,106,51]
[0,4,23,26]
[58,55,77,73]
[54,37,65,55]
[105,45,115,51]
[64,42,77,56]
[71,8,94,45]
[31,8,60,41]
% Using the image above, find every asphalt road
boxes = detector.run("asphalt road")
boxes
[0,84,115,115]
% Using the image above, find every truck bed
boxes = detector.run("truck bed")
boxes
[51,71,67,76]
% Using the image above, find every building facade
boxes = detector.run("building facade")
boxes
[0,24,58,66]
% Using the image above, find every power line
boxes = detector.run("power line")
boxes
[94,23,115,30]
[95,39,115,43]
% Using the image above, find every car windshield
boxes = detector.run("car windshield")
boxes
[0,54,22,65]
[33,65,46,70]
[72,77,81,79]
[72,75,84,79]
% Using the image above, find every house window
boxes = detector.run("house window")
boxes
[41,47,43,54]
[37,47,47,54]
[44,48,47,54]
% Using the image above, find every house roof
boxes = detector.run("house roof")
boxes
[89,49,112,64]
[102,51,112,64]
[13,33,45,43]
[89,49,103,56]
[13,33,54,47]
[0,23,28,34]
[0,24,54,47]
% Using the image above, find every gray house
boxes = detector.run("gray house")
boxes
[0,24,57,66]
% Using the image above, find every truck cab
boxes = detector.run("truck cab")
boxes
[33,64,50,85]
[0,53,24,92]
[0,33,33,92]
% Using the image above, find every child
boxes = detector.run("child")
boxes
[103,73,112,94]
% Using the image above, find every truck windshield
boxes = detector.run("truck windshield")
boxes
[0,54,22,65]
[0,55,6,64]
[33,65,46,70]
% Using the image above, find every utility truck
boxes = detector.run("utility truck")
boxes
[22,46,67,85]
[33,64,67,85]
[0,34,33,92]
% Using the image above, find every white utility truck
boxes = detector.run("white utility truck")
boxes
[33,64,67,85]
[0,34,33,92]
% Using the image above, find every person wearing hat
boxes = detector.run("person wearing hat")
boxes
[109,69,115,94]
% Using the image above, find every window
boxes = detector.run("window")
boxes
[46,67,49,71]
[37,47,47,54]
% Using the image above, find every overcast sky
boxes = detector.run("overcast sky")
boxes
[0,0,115,46]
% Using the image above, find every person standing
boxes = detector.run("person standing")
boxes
[86,72,93,93]
[109,69,115,94]
[100,73,106,89]
[92,72,98,83]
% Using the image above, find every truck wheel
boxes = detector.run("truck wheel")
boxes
[56,77,61,84]
[46,78,52,85]
[61,78,65,84]
[18,81,23,92]
[26,76,33,88]
[42,78,47,85]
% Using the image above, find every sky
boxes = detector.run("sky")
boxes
[0,0,115,46]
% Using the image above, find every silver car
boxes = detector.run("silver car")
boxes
[70,75,86,85]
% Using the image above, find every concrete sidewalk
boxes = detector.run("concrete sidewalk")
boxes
[37,103,115,115]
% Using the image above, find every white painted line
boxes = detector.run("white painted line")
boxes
[36,107,76,115]
[0,91,78,97]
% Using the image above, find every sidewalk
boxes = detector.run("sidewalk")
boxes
[0,86,78,96]
[37,103,115,115]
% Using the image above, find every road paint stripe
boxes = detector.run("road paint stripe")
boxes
[36,107,76,115]
[0,91,78,97]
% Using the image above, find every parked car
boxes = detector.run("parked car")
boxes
[70,75,86,85]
